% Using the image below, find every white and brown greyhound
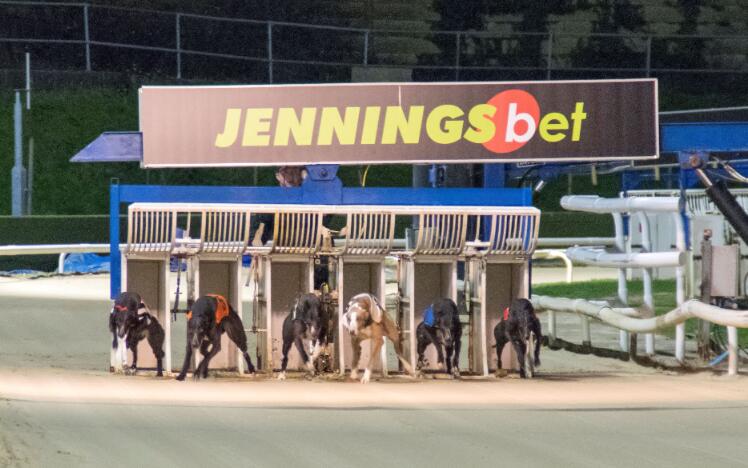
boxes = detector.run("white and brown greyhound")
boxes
[342,293,415,383]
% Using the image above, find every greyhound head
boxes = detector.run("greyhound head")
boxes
[110,306,132,339]
[186,298,214,348]
[510,298,535,342]
[292,294,326,340]
[344,293,383,336]
[110,292,142,339]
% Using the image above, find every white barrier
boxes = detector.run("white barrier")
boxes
[566,247,685,268]
[561,194,685,357]
[561,195,683,214]
[532,295,745,375]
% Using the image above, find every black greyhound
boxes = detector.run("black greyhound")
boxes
[278,292,334,379]
[109,291,165,376]
[176,294,256,381]
[494,298,542,378]
[415,298,462,377]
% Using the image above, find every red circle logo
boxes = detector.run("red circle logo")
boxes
[482,89,540,154]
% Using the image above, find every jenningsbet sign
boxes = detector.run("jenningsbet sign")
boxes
[139,79,658,167]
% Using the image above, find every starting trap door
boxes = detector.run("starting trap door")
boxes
[337,257,388,373]
[466,259,529,375]
[260,255,317,372]
[398,257,459,373]
[193,256,244,372]
[121,256,171,373]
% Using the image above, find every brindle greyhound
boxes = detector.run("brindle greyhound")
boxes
[415,298,462,378]
[494,298,542,378]
[277,291,335,380]
[342,293,415,384]
[109,291,164,376]
[176,294,256,381]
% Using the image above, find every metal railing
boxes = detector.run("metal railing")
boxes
[2,1,747,82]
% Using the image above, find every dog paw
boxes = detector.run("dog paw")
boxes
[452,369,461,379]
[360,369,371,384]
[156,372,163,377]
[277,372,287,381]
[349,370,359,381]
[534,358,541,367]
[175,374,186,382]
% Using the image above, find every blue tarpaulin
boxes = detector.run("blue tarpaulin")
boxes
[63,253,110,273]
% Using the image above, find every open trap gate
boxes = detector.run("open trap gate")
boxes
[122,200,539,377]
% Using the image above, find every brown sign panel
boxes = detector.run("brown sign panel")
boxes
[139,79,658,167]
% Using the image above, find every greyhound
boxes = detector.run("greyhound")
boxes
[108,291,165,376]
[342,293,415,384]
[176,294,256,381]
[494,298,542,378]
[415,298,462,378]
[277,291,335,380]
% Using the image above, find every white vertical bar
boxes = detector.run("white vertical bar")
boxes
[581,316,591,346]
[265,257,273,372]
[162,257,172,373]
[235,258,244,374]
[673,212,687,362]
[480,260,488,376]
[379,260,388,375]
[338,260,346,375]
[613,213,629,352]
[638,212,655,355]
[727,326,738,376]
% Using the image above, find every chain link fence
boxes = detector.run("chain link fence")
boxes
[1,1,747,86]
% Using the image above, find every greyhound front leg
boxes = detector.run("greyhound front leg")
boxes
[362,336,385,384]
[116,335,127,372]
[349,337,361,381]
[452,336,462,378]
[175,343,194,381]
[110,333,118,372]
[309,339,323,372]
[512,340,527,378]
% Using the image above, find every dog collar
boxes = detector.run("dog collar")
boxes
[114,304,128,312]
[503,307,510,321]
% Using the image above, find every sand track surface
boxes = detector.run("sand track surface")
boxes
[2,274,748,467]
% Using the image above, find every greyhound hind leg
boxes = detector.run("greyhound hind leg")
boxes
[147,325,165,377]
[225,314,256,374]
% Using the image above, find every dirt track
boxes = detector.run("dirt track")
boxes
[2,274,748,467]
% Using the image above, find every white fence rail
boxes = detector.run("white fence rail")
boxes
[533,295,746,375]
[2,0,748,82]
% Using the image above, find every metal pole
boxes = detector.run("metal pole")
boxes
[12,91,26,217]
[673,212,687,362]
[546,32,553,80]
[176,13,182,79]
[109,180,121,299]
[26,137,34,215]
[638,211,655,355]
[645,36,652,78]
[363,30,369,66]
[698,230,712,361]
[25,52,31,110]
[454,32,461,81]
[727,326,738,376]
[83,4,91,71]
[613,213,629,352]
[267,22,273,84]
